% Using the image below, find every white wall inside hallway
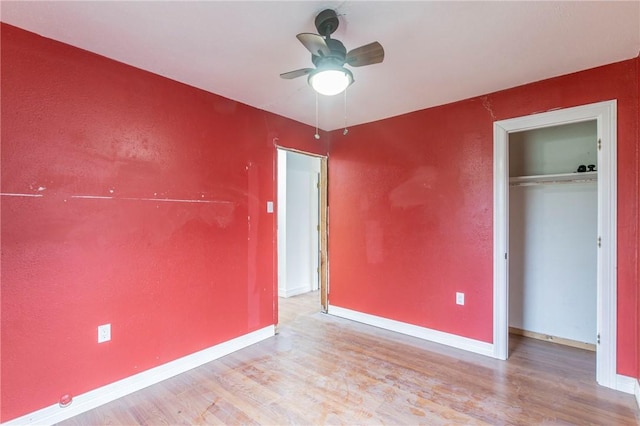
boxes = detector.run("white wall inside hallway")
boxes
[278,150,321,298]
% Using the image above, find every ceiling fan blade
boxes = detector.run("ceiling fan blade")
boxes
[280,68,314,79]
[296,33,331,57]
[346,41,385,67]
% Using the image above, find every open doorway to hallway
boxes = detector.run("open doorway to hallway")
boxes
[277,149,327,326]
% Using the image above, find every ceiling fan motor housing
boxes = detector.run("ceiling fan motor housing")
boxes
[312,38,347,67]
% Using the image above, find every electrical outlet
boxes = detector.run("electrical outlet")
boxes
[98,324,111,343]
[456,292,465,305]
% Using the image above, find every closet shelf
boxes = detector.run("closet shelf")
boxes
[509,171,598,186]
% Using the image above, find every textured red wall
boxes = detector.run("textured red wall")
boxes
[328,59,639,375]
[0,24,326,422]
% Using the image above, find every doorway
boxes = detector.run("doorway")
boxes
[508,121,598,350]
[276,148,328,325]
[493,100,618,389]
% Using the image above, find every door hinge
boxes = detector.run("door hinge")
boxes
[597,139,602,151]
[597,333,600,344]
[597,236,601,248]
[505,253,508,260]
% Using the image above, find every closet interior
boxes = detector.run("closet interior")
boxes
[508,120,598,349]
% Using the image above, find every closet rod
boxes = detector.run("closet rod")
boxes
[510,178,597,187]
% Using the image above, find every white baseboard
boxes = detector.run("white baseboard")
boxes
[614,374,637,394]
[2,326,275,426]
[635,379,640,409]
[281,284,312,298]
[328,305,494,357]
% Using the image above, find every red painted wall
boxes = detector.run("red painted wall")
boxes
[0,24,326,422]
[328,59,639,376]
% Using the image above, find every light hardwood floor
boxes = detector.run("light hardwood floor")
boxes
[60,291,639,425]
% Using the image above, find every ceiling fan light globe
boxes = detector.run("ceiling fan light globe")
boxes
[309,69,353,96]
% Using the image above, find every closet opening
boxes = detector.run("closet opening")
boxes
[508,121,598,353]
[493,100,618,390]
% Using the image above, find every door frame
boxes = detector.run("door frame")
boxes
[492,100,617,389]
[276,147,329,314]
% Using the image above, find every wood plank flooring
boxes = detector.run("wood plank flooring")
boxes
[60,291,639,425]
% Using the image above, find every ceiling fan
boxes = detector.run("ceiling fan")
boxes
[280,9,385,96]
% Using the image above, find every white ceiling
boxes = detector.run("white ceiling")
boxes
[2,1,639,131]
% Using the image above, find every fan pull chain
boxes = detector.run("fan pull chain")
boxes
[343,87,349,136]
[314,91,320,140]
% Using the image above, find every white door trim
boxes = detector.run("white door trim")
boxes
[493,100,617,389]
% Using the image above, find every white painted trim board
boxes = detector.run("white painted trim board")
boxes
[614,374,637,395]
[282,284,313,298]
[328,305,494,357]
[2,326,275,426]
